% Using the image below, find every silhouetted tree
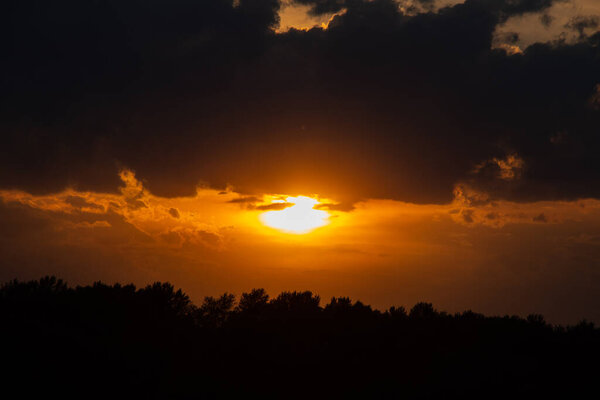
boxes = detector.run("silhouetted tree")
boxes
[409,302,438,319]
[270,291,319,311]
[325,296,352,312]
[138,281,193,317]
[198,292,235,328]
[237,288,269,314]
[526,313,548,327]
[387,305,408,319]
[1,276,599,400]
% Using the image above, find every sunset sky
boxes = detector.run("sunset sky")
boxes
[2,0,600,324]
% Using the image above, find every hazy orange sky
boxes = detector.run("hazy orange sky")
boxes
[2,0,600,324]
[2,169,599,324]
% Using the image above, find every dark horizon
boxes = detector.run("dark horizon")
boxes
[3,274,597,326]
[2,275,598,399]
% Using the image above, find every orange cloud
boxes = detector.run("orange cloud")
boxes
[277,1,346,32]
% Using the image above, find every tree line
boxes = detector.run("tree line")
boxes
[1,276,598,399]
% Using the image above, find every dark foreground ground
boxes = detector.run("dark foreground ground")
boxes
[2,276,598,399]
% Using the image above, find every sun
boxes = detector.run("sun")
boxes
[260,196,330,234]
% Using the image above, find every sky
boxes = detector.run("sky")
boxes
[1,0,600,324]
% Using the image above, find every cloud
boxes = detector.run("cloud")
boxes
[228,196,294,210]
[278,0,346,31]
[254,202,293,211]
[540,13,554,27]
[589,84,600,109]
[472,154,525,181]
[494,0,600,48]
[292,0,347,15]
[0,170,229,251]
[69,221,113,229]
[64,196,105,211]
[228,196,262,204]
[565,15,599,39]
[533,212,547,222]
[1,0,599,205]
[315,202,356,212]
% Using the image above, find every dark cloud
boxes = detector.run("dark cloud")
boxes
[461,209,475,224]
[485,212,498,220]
[415,0,437,12]
[228,196,262,204]
[228,195,293,210]
[590,85,600,110]
[2,0,599,204]
[254,203,293,211]
[540,13,554,27]
[565,15,599,39]
[494,31,520,45]
[168,208,181,218]
[126,199,148,210]
[228,196,292,210]
[293,0,347,15]
[315,202,356,212]
[65,196,105,211]
[533,213,547,222]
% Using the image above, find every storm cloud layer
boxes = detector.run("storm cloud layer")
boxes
[2,0,599,203]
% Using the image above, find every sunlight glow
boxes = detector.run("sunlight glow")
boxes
[260,196,330,234]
